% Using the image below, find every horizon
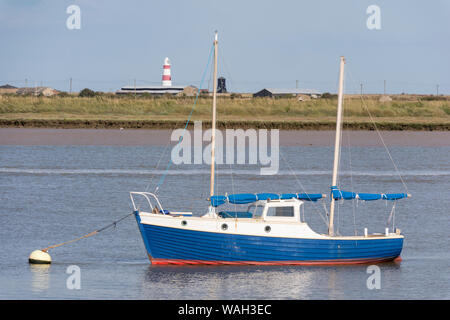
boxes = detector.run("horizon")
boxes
[0,1,448,95]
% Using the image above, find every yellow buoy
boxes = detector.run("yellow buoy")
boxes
[29,250,52,264]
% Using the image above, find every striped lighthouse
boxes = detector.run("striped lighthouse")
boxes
[162,57,172,87]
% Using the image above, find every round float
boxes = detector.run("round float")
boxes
[29,250,52,264]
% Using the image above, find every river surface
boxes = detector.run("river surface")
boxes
[0,129,449,299]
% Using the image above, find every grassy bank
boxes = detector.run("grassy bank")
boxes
[1,94,449,130]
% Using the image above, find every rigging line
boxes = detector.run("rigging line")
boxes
[41,212,133,252]
[225,97,239,219]
[207,53,214,93]
[337,69,346,189]
[154,43,215,192]
[218,46,234,92]
[322,201,329,217]
[346,129,358,236]
[220,51,241,221]
[279,152,329,228]
[346,68,409,194]
[387,201,396,229]
[136,139,174,210]
[392,202,396,230]
[342,81,358,235]
[157,195,213,201]
[217,50,239,217]
[337,199,341,236]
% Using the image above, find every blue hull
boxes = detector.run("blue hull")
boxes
[135,214,403,265]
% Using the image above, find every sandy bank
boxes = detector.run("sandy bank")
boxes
[1,128,449,147]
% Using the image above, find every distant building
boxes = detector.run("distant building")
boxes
[0,84,18,94]
[180,85,198,97]
[379,95,392,102]
[116,57,196,96]
[16,87,58,96]
[253,88,321,98]
[116,85,185,96]
[217,77,227,93]
[297,94,312,102]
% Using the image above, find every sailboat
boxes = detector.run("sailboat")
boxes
[130,32,409,265]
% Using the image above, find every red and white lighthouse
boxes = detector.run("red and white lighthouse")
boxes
[162,57,172,87]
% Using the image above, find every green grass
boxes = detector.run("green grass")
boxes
[0,94,449,130]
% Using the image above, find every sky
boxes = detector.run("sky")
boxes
[0,0,449,94]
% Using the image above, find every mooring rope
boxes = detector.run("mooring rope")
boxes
[41,212,133,252]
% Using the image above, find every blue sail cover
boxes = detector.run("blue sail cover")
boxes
[330,186,408,201]
[228,193,258,204]
[210,192,324,207]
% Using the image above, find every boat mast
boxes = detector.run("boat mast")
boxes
[210,31,218,198]
[328,56,345,236]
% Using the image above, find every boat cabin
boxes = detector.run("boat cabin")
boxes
[213,200,304,223]
[130,192,305,222]
[242,199,302,222]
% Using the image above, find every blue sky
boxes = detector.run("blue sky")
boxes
[0,0,449,94]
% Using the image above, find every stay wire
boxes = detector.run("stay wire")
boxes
[217,45,239,218]
[279,152,329,228]
[154,43,215,193]
[345,129,358,236]
[346,68,409,194]
[134,138,175,211]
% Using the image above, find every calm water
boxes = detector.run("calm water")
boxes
[0,142,449,299]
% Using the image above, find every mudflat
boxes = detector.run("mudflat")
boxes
[1,128,449,147]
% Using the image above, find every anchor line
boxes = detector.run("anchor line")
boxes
[41,212,133,252]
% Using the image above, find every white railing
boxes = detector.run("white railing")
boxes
[129,192,165,213]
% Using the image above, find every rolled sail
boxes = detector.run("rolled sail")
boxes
[331,186,408,201]
[210,192,325,207]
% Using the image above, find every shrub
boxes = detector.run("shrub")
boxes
[57,91,70,97]
[321,92,337,99]
[421,95,447,101]
[79,88,96,97]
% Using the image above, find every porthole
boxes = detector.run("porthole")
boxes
[265,225,271,233]
[181,220,187,226]
[221,223,228,231]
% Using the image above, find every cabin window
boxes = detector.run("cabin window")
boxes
[266,206,294,217]
[248,204,263,218]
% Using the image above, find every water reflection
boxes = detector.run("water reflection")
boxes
[136,261,403,299]
[139,265,326,299]
[29,264,51,293]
